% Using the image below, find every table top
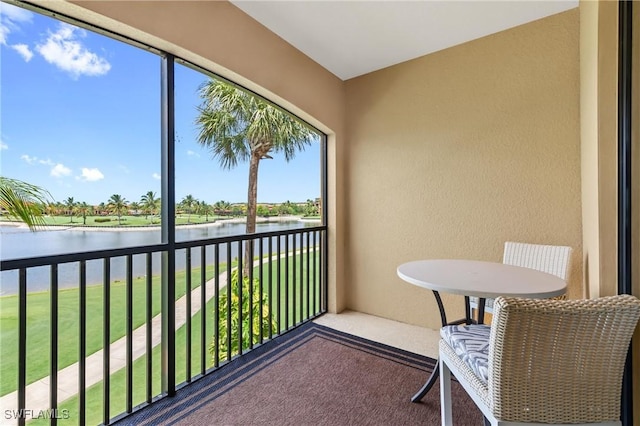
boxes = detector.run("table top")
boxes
[397,259,566,299]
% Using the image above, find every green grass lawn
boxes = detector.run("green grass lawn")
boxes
[25,252,321,426]
[0,262,228,396]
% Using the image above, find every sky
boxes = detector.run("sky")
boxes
[0,2,322,206]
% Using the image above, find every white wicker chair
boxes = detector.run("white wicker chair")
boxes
[470,241,572,314]
[439,295,640,426]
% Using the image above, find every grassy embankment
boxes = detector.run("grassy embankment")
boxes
[0,263,224,396]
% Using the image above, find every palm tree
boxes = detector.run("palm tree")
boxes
[0,177,50,230]
[213,200,231,217]
[64,197,77,223]
[198,200,212,222]
[97,202,107,216]
[52,201,64,216]
[180,194,197,223]
[108,194,128,225]
[76,202,93,225]
[140,191,160,220]
[45,202,57,217]
[129,201,141,216]
[195,79,315,274]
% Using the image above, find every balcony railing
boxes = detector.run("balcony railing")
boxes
[0,226,327,425]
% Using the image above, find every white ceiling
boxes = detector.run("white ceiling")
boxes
[231,1,578,81]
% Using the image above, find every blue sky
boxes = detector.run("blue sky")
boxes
[0,3,321,205]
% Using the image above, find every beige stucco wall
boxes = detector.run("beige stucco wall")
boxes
[596,1,620,299]
[579,0,618,301]
[344,9,582,328]
[580,0,601,299]
[44,0,348,313]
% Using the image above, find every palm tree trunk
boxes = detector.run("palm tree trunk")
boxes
[244,153,260,277]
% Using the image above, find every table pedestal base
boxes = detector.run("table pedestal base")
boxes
[411,291,485,403]
[411,363,439,402]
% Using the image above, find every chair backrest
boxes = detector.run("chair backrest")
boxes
[488,295,640,424]
[502,241,571,280]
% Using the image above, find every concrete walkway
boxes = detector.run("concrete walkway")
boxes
[0,249,313,421]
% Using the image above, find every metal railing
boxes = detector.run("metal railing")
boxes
[0,226,327,425]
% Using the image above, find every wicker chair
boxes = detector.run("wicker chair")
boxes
[439,295,640,426]
[470,241,572,314]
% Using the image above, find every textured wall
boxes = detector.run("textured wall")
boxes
[344,9,582,328]
[595,1,620,299]
[579,0,600,299]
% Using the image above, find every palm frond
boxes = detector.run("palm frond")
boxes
[195,78,316,167]
[0,177,51,230]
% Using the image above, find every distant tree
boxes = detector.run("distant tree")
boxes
[256,204,269,217]
[108,194,128,225]
[230,204,246,217]
[197,200,212,222]
[0,177,50,230]
[76,202,93,225]
[277,200,294,216]
[180,194,197,223]
[45,202,58,216]
[213,200,231,216]
[140,191,160,220]
[195,79,315,275]
[97,202,107,216]
[304,199,319,217]
[64,197,77,223]
[129,201,141,215]
[53,201,64,216]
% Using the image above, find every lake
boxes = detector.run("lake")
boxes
[0,220,320,295]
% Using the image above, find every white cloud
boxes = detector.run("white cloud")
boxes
[79,167,104,182]
[0,3,33,45]
[0,3,33,24]
[36,23,111,78]
[152,173,161,180]
[51,163,72,177]
[20,154,56,166]
[20,154,37,164]
[11,43,32,61]
[0,141,7,150]
[0,24,8,46]
[187,150,200,158]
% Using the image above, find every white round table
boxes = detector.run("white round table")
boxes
[397,259,567,299]
[397,259,567,402]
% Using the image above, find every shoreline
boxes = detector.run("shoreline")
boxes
[0,215,321,233]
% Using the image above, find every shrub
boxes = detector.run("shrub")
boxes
[209,270,276,362]
[94,218,111,223]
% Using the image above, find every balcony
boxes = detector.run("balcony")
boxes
[1,0,637,423]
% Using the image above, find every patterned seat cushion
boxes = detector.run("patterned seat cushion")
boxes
[440,324,491,384]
